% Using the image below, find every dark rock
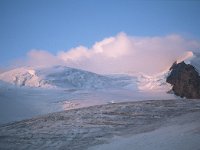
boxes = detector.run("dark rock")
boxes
[166,61,200,99]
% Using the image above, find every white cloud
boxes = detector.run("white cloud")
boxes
[22,32,200,75]
[26,50,64,68]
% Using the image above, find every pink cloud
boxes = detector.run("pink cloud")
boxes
[22,33,200,75]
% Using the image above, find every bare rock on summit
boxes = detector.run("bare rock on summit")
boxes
[166,61,200,99]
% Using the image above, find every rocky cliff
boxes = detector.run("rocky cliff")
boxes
[166,61,200,99]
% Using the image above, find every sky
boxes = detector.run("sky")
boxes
[0,0,200,73]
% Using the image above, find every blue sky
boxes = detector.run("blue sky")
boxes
[0,0,200,67]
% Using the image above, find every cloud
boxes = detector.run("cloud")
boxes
[22,32,200,75]
[26,50,64,68]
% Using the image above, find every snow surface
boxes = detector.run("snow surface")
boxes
[89,112,200,150]
[0,99,200,150]
[1,51,199,124]
[190,52,200,73]
[0,66,137,89]
[0,53,200,149]
[0,81,175,124]
[0,65,176,124]
[0,65,172,91]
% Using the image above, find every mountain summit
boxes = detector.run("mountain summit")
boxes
[0,66,134,89]
[167,61,200,99]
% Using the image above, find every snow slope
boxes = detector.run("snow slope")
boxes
[0,66,133,89]
[0,51,199,91]
[0,65,172,92]
[190,52,200,73]
[4,52,200,124]
[0,65,176,124]
[89,112,200,150]
[0,52,199,149]
[137,71,171,91]
[1,99,200,150]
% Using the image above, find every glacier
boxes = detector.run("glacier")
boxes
[0,52,200,150]
[0,65,176,124]
[0,52,199,124]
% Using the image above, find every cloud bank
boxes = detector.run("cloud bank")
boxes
[22,32,200,75]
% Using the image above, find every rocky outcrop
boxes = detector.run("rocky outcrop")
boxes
[166,61,200,99]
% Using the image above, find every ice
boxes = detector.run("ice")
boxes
[2,52,200,124]
[89,114,200,150]
[0,65,177,124]
[0,99,200,150]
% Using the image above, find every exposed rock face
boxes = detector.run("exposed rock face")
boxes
[166,61,200,99]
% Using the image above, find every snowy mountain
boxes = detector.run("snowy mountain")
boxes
[0,66,137,89]
[190,52,200,73]
[0,53,199,149]
[0,63,182,124]
[0,65,173,92]
[0,67,50,88]
[137,71,171,91]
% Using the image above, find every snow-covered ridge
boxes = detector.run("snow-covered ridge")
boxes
[137,71,172,91]
[0,67,50,88]
[0,65,173,91]
[0,66,136,89]
[190,52,200,73]
[4,50,200,91]
[136,51,200,92]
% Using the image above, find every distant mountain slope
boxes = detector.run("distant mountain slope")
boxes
[0,66,136,89]
[190,52,200,73]
[1,51,199,91]
[0,65,173,92]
